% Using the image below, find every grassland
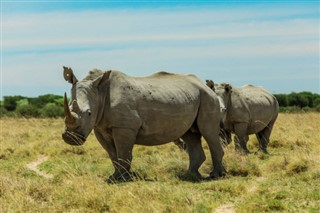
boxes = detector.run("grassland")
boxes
[1,113,319,212]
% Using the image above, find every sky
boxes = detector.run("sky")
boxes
[1,0,319,99]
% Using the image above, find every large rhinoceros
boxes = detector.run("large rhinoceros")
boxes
[62,66,225,181]
[206,80,279,154]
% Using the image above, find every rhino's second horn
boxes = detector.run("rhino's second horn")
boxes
[64,92,76,124]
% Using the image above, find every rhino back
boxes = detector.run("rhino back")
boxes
[104,71,209,145]
[227,85,278,134]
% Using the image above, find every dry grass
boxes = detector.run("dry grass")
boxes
[0,113,319,212]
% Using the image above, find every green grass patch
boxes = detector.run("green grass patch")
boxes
[1,114,319,212]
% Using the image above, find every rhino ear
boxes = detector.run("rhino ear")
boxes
[93,70,112,87]
[224,84,232,93]
[63,66,78,84]
[206,80,215,91]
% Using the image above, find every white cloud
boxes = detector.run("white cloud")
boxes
[1,5,319,96]
[2,6,318,50]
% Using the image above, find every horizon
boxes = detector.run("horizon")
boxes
[1,90,319,102]
[1,0,319,99]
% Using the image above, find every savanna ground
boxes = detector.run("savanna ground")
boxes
[0,113,319,212]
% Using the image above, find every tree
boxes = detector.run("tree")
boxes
[41,103,64,118]
[299,91,315,107]
[0,106,8,117]
[274,94,288,107]
[288,92,309,108]
[3,96,26,111]
[29,94,63,109]
[16,104,40,117]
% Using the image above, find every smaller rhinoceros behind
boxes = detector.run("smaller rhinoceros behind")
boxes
[206,80,279,154]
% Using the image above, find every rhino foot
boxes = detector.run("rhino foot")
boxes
[255,148,270,155]
[189,171,204,182]
[209,167,227,179]
[235,147,250,155]
[106,171,141,183]
[177,171,204,182]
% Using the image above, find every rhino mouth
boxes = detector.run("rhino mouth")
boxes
[62,131,86,146]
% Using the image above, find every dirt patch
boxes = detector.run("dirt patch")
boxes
[214,203,235,213]
[247,176,266,193]
[214,176,266,212]
[25,155,53,179]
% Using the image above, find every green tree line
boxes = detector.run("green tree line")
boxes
[1,92,320,117]
[0,94,64,118]
[274,92,320,112]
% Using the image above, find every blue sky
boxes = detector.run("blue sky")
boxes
[1,0,319,98]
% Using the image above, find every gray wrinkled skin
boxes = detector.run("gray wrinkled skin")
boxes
[62,66,225,181]
[208,81,279,154]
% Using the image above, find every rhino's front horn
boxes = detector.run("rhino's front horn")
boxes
[64,92,75,123]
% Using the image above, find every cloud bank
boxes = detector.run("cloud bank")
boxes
[1,3,319,97]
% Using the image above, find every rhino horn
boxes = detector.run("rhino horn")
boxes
[64,92,75,123]
[71,100,81,113]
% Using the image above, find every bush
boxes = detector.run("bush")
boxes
[16,104,40,117]
[274,92,320,109]
[0,106,8,117]
[282,106,302,113]
[41,103,64,118]
[3,96,26,111]
[29,94,63,109]
[274,94,288,107]
[2,94,64,118]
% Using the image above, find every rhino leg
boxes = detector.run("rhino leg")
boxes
[95,129,133,182]
[256,122,275,154]
[196,107,225,178]
[219,129,232,146]
[201,130,226,179]
[94,129,118,166]
[256,132,268,154]
[109,128,137,182]
[211,149,225,178]
[174,138,187,151]
[182,131,205,179]
[234,123,250,154]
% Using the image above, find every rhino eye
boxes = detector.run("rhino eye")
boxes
[87,110,92,116]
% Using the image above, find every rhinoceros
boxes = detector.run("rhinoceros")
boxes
[62,66,225,181]
[206,80,279,154]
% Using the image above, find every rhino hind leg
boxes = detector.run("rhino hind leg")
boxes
[256,123,274,154]
[201,130,226,179]
[196,111,226,178]
[182,131,205,179]
[233,123,250,154]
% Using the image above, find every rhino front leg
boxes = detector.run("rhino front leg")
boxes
[234,123,250,154]
[174,138,187,151]
[110,128,137,182]
[94,129,118,171]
